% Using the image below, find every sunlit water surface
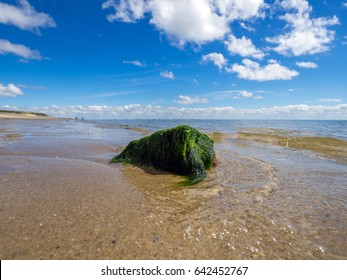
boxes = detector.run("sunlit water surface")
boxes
[0,119,346,259]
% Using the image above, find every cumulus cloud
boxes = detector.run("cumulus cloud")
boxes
[260,104,347,119]
[149,0,229,46]
[202,52,227,69]
[214,0,265,21]
[0,39,43,60]
[296,61,318,68]
[224,34,265,59]
[232,90,263,99]
[160,70,174,79]
[230,59,299,81]
[102,0,146,22]
[12,103,346,120]
[102,0,265,45]
[123,60,147,67]
[266,0,339,56]
[233,90,253,99]
[0,0,56,33]
[0,83,23,97]
[101,0,339,90]
[175,95,208,105]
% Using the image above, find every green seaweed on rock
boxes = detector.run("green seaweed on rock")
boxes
[111,125,215,184]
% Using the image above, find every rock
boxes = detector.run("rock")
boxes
[111,125,215,184]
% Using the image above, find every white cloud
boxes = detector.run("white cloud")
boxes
[102,0,146,23]
[318,99,342,103]
[343,2,347,8]
[266,0,339,56]
[280,0,311,13]
[175,95,209,105]
[232,90,263,99]
[239,22,255,32]
[296,61,318,68]
[160,70,174,79]
[0,105,19,110]
[0,0,56,33]
[202,52,227,69]
[230,59,299,81]
[260,104,347,119]
[214,0,266,21]
[224,34,265,59]
[233,90,253,99]
[267,59,277,64]
[148,0,229,46]
[0,39,43,60]
[102,0,265,45]
[13,103,347,120]
[0,83,23,97]
[123,60,147,67]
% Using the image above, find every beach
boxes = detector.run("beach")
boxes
[0,112,56,120]
[0,118,346,259]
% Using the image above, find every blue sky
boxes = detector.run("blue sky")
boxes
[0,0,346,119]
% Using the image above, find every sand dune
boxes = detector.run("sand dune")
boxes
[0,112,55,120]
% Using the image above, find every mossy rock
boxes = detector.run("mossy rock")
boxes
[111,125,215,184]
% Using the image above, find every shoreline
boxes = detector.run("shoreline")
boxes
[0,112,57,120]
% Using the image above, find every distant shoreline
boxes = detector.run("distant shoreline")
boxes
[0,110,56,120]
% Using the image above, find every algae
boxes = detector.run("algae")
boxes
[4,133,22,140]
[236,132,347,162]
[207,132,233,144]
[111,125,215,184]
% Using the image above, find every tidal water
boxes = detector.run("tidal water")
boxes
[96,119,347,139]
[0,119,346,259]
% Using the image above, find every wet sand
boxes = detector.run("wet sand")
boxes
[0,119,346,259]
[235,131,347,164]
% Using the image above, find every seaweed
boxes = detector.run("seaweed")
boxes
[236,132,347,163]
[111,125,215,184]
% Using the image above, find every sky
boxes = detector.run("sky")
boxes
[0,0,346,119]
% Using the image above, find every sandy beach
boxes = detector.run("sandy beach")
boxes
[0,118,346,259]
[0,112,56,120]
[0,118,150,259]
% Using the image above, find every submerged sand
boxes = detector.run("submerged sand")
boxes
[0,119,346,259]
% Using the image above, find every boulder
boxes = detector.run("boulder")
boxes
[111,125,215,184]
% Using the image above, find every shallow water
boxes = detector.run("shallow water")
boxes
[0,119,346,259]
